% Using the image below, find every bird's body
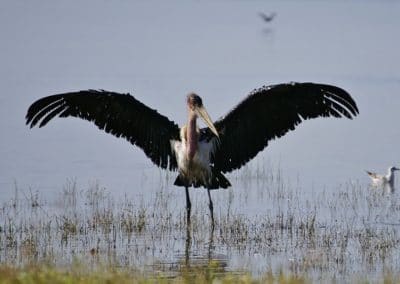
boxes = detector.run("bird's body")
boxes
[366,166,399,188]
[172,127,220,189]
[26,82,359,225]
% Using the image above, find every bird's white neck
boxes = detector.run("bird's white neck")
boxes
[387,168,395,186]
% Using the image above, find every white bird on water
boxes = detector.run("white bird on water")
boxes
[366,166,400,189]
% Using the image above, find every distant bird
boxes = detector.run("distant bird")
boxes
[366,166,400,189]
[26,82,359,226]
[258,12,276,23]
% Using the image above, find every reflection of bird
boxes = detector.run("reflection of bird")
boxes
[26,82,358,225]
[258,12,276,23]
[366,166,400,189]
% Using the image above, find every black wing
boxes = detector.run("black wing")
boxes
[26,90,180,170]
[258,12,276,22]
[205,82,359,173]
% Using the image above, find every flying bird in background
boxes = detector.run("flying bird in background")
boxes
[258,12,277,23]
[26,82,359,226]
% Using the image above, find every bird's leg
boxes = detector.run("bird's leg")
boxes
[207,189,215,229]
[185,186,191,225]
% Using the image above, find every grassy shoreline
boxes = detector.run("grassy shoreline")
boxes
[1,265,400,283]
[0,264,307,284]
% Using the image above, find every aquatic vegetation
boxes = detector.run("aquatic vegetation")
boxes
[1,165,400,282]
[0,264,310,284]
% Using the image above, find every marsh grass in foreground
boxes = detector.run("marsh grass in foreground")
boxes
[1,265,400,283]
[1,165,400,282]
[0,264,309,284]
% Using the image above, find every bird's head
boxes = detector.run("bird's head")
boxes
[390,166,400,172]
[187,93,219,138]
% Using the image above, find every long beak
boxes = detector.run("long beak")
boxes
[195,106,219,138]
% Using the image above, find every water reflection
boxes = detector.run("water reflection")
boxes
[184,221,191,266]
[2,176,400,281]
[181,222,227,272]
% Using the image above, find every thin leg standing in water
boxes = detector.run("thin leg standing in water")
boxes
[207,189,214,228]
[185,186,191,224]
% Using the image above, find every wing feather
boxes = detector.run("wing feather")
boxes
[26,90,180,170]
[206,82,358,173]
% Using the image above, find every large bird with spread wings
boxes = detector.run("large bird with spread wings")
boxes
[26,82,359,225]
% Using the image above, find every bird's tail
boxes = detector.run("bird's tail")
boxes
[208,171,231,190]
[173,174,187,187]
[173,170,231,190]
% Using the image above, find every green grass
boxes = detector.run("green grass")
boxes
[2,265,400,283]
[0,265,307,284]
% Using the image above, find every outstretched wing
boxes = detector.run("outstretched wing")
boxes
[205,82,359,173]
[26,90,180,170]
[366,171,379,179]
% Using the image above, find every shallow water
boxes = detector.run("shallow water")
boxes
[1,175,400,282]
[0,1,400,281]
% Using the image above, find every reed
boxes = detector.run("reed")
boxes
[1,164,400,282]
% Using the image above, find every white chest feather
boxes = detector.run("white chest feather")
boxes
[171,138,217,184]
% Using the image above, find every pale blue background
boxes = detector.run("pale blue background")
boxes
[1,0,399,200]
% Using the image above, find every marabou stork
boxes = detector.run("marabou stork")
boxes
[26,82,359,225]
